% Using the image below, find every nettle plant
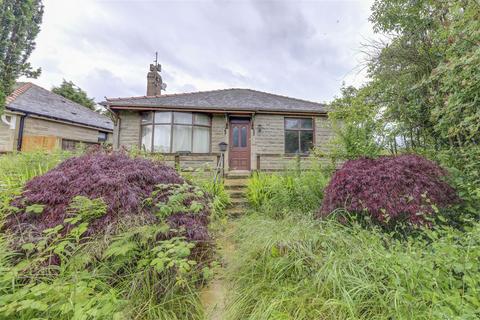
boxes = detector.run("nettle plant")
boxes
[20,196,108,266]
[0,152,215,318]
[319,155,459,228]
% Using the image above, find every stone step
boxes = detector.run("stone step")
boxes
[224,179,249,188]
[226,170,251,179]
[228,207,246,217]
[227,190,246,199]
[230,197,248,208]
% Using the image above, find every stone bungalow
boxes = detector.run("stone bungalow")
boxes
[102,65,333,172]
[0,83,113,152]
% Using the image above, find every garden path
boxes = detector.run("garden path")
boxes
[200,222,237,320]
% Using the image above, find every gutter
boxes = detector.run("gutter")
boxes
[17,114,26,151]
[108,105,327,116]
[6,107,113,132]
[102,100,121,150]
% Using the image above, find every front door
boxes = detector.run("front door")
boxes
[229,118,251,170]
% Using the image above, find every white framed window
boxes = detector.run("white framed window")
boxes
[140,111,211,153]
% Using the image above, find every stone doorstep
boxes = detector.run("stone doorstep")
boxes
[225,171,251,179]
[223,179,249,187]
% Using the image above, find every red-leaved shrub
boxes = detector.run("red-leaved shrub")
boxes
[5,151,211,245]
[319,154,459,226]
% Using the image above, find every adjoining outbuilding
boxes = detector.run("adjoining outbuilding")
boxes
[0,83,113,152]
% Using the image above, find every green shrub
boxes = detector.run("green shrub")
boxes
[246,163,329,218]
[227,214,480,320]
[0,152,211,320]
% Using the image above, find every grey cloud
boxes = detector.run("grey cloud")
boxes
[32,0,375,103]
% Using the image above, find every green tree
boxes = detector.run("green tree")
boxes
[52,80,96,111]
[326,84,385,160]
[0,0,44,114]
[367,0,480,150]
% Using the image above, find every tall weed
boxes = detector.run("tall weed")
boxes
[247,162,329,218]
[226,214,480,319]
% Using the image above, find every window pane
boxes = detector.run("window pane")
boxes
[300,131,313,153]
[141,125,153,152]
[174,112,193,124]
[232,127,239,147]
[154,111,171,123]
[285,118,300,129]
[300,118,313,129]
[141,112,153,124]
[285,131,299,154]
[98,132,107,142]
[194,113,210,125]
[193,127,210,153]
[241,126,247,147]
[172,125,192,152]
[153,125,171,152]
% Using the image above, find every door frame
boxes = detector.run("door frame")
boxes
[228,117,251,171]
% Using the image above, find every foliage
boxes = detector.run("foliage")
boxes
[320,154,458,227]
[327,85,384,160]
[199,180,231,220]
[0,0,44,113]
[4,151,183,235]
[227,214,480,319]
[330,1,478,159]
[51,79,96,111]
[0,223,207,319]
[0,150,73,219]
[428,3,480,146]
[247,162,329,218]
[367,0,479,150]
[0,151,214,319]
[427,146,480,219]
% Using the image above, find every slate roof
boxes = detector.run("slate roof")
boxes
[6,83,113,131]
[104,88,327,114]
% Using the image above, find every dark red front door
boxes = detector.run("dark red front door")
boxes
[229,119,251,170]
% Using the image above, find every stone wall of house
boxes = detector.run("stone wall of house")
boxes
[252,114,334,171]
[211,114,227,153]
[24,117,101,142]
[113,110,335,172]
[0,113,19,152]
[314,116,335,154]
[116,111,141,149]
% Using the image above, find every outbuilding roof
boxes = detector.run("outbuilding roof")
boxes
[104,88,327,114]
[6,83,113,131]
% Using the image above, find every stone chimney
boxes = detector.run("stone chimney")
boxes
[147,63,163,96]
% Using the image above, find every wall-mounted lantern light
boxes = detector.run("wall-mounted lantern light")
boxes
[257,124,263,134]
[218,142,228,152]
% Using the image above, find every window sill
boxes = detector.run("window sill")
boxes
[283,153,311,158]
[147,152,220,156]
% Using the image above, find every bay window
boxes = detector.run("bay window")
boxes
[141,111,211,153]
[284,117,314,154]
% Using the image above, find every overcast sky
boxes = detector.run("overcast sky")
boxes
[23,0,376,104]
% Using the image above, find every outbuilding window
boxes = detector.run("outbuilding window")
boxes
[140,111,211,153]
[98,131,108,142]
[284,117,314,154]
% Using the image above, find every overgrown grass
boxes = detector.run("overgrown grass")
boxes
[226,213,480,319]
[246,162,329,218]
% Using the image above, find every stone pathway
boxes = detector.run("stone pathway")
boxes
[200,222,237,320]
